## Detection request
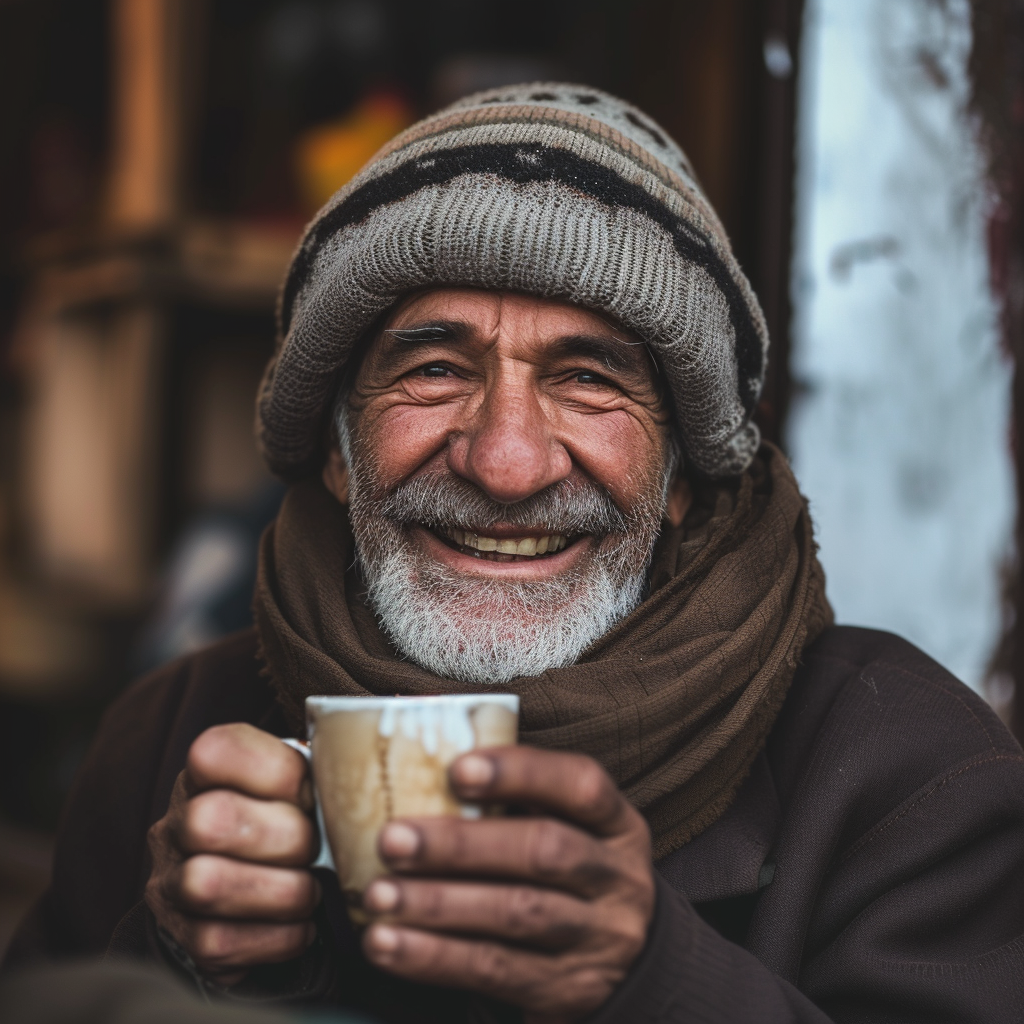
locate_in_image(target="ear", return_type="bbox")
[322,447,350,504]
[665,472,692,528]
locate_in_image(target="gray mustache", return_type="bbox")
[378,473,629,536]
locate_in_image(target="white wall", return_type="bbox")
[788,0,1013,690]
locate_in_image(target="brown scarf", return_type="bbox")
[253,442,832,858]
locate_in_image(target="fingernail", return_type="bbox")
[380,822,420,859]
[368,924,400,958]
[452,753,494,791]
[364,879,400,912]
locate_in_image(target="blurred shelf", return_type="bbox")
[178,220,302,308]
[24,218,303,316]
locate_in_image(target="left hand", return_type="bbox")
[360,746,655,1022]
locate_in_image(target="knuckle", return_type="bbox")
[504,887,551,935]
[613,918,647,958]
[516,970,565,1012]
[591,904,649,960]
[572,762,615,816]
[188,725,236,777]
[190,922,234,962]
[180,857,224,911]
[467,941,511,987]
[621,806,653,853]
[528,821,579,877]
[445,821,473,864]
[624,870,656,918]
[183,791,236,850]
[564,967,618,1014]
[416,884,447,923]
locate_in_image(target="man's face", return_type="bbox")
[324,288,689,682]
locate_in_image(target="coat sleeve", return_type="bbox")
[591,751,1024,1024]
[2,663,192,966]
[589,876,834,1023]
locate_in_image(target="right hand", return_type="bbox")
[145,723,321,985]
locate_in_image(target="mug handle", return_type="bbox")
[282,738,336,871]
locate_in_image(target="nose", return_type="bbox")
[448,381,572,504]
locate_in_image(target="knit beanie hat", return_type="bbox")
[258,83,769,479]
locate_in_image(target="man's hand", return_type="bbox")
[361,747,655,1022]
[145,724,320,985]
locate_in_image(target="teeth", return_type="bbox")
[441,527,568,557]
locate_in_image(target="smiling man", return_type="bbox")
[328,288,688,685]
[7,85,1024,1024]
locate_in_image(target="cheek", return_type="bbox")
[566,411,665,511]
[359,402,457,483]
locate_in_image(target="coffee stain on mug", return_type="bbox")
[375,733,395,821]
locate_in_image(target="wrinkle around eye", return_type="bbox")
[552,384,665,418]
[396,376,477,407]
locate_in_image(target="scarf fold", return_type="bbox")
[253,442,832,858]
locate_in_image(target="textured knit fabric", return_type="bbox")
[8,627,1024,1023]
[252,443,832,857]
[258,82,769,480]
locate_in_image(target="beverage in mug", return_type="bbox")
[287,694,519,921]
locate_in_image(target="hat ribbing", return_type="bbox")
[259,83,769,479]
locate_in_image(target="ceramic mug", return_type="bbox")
[284,693,519,921]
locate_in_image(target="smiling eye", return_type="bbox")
[418,364,451,378]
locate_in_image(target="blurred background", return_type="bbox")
[0,0,1022,958]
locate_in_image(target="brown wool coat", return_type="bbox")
[5,625,1024,1023]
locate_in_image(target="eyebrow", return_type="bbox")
[383,320,470,345]
[550,334,648,375]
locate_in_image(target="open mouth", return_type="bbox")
[432,525,576,562]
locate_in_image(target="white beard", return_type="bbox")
[357,530,650,684]
[338,412,670,685]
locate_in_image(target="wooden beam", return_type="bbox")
[105,0,187,229]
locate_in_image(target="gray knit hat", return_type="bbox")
[259,83,769,479]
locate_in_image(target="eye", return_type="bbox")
[416,363,452,378]
[572,370,612,386]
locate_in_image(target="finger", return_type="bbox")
[175,855,321,921]
[363,877,591,948]
[362,925,609,1015]
[450,747,638,838]
[179,917,316,973]
[186,723,312,808]
[174,788,317,865]
[378,817,618,897]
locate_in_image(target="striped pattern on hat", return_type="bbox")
[258,83,769,479]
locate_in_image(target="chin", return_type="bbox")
[360,544,648,684]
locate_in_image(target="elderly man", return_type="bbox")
[7,86,1024,1023]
